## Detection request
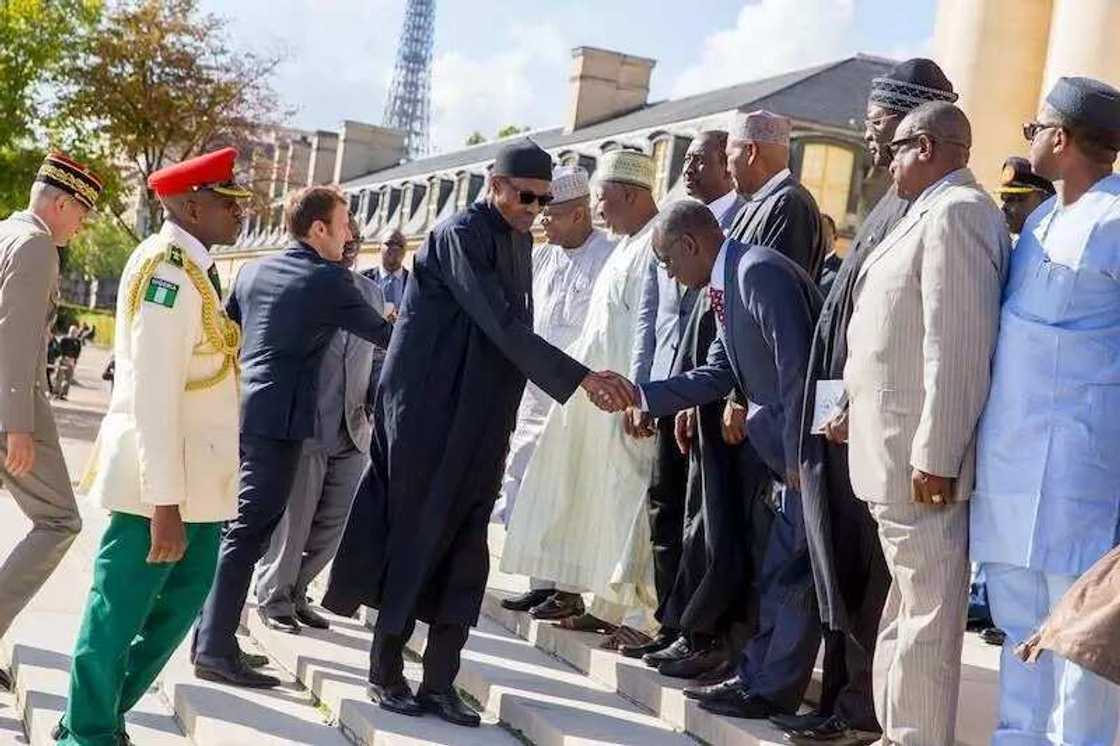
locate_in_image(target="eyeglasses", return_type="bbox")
[888,132,969,154]
[517,190,554,207]
[1023,121,1058,143]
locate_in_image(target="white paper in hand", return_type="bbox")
[811,380,847,435]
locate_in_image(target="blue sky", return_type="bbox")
[204,0,938,152]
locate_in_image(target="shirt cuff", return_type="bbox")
[638,386,650,412]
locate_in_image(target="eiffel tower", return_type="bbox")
[382,0,436,159]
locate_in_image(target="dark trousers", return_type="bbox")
[193,434,303,663]
[736,485,821,714]
[369,616,470,692]
[816,443,889,731]
[647,415,687,629]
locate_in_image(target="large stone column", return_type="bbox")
[1040,0,1120,102]
[933,0,1053,190]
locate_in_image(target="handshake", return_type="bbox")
[580,371,639,413]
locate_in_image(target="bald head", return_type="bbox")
[890,102,973,198]
[901,101,971,150]
[651,199,725,289]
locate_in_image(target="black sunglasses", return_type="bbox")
[889,131,969,153]
[1023,121,1058,143]
[517,190,553,207]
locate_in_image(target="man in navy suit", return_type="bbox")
[192,185,393,688]
[619,199,822,719]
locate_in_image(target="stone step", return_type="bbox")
[0,497,350,746]
[0,500,191,746]
[299,607,696,746]
[244,602,519,745]
[159,636,349,746]
[480,591,789,746]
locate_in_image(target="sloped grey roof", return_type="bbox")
[341,54,894,190]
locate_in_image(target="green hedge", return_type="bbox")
[55,304,116,347]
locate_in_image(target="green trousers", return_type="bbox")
[59,512,220,746]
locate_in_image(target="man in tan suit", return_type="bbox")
[0,153,103,690]
[843,102,1009,745]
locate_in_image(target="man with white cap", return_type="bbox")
[726,110,826,280]
[497,166,617,614]
[502,149,663,650]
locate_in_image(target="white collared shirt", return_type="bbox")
[707,190,739,221]
[160,220,213,270]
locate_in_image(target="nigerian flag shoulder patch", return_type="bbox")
[144,277,180,308]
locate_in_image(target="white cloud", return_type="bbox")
[429,23,570,152]
[671,0,859,98]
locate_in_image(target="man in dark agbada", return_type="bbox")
[324,139,631,727]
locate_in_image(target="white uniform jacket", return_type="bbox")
[82,221,240,523]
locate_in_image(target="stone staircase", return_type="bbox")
[0,354,1110,745]
[0,491,1030,746]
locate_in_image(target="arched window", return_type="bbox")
[798,142,857,229]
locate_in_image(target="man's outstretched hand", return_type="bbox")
[581,371,637,413]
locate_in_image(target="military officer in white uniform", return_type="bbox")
[54,148,251,746]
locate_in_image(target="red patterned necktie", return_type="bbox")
[709,286,726,325]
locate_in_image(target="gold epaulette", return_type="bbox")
[124,245,241,392]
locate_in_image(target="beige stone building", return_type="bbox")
[934,0,1120,191]
[213,48,897,284]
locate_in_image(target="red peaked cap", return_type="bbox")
[147,147,252,198]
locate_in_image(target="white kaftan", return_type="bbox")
[494,228,616,522]
[501,220,658,615]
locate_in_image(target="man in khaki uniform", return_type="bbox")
[54,148,250,746]
[0,153,102,690]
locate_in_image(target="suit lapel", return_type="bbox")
[721,241,744,384]
[855,170,974,285]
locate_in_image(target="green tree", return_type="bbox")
[51,0,285,239]
[64,213,134,280]
[465,131,486,146]
[0,0,101,213]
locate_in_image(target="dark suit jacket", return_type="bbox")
[228,243,393,440]
[642,241,821,479]
[728,174,826,281]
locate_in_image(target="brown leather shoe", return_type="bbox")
[530,591,585,621]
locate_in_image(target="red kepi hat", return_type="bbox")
[147,147,253,199]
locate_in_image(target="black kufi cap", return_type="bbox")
[1045,76,1120,133]
[869,58,958,115]
[492,138,553,181]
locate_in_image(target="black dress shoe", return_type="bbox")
[258,609,301,634]
[368,680,423,716]
[658,644,726,679]
[771,710,830,733]
[529,591,584,621]
[240,651,270,669]
[789,716,880,745]
[619,630,679,659]
[417,688,481,727]
[295,603,330,630]
[683,676,742,700]
[194,657,282,688]
[643,636,691,667]
[697,687,780,719]
[0,667,11,692]
[501,589,554,612]
[51,722,132,744]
